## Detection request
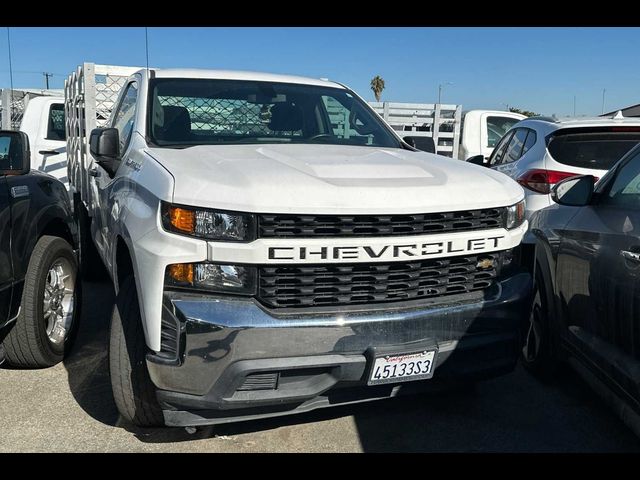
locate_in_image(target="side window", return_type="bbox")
[603,150,640,208]
[488,130,515,166]
[487,116,521,148]
[320,95,374,146]
[46,103,65,141]
[521,128,537,157]
[503,128,528,164]
[111,82,139,152]
[0,135,22,171]
[0,136,11,170]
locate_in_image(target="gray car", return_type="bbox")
[525,141,640,437]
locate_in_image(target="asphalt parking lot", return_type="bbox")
[1,280,640,453]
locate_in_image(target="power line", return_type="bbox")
[0,70,66,76]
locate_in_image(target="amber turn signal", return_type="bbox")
[167,263,194,285]
[168,206,196,234]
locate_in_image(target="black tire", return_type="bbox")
[3,235,81,368]
[109,276,164,427]
[76,201,107,281]
[520,271,559,378]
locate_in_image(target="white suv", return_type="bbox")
[484,115,640,247]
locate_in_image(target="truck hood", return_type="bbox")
[146,144,524,214]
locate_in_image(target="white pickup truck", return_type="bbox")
[458,110,526,161]
[63,63,531,427]
[17,95,68,187]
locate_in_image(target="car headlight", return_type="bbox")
[505,200,525,229]
[166,262,257,295]
[161,202,256,242]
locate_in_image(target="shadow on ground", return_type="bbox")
[63,280,118,426]
[62,279,640,452]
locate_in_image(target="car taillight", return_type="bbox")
[516,169,595,194]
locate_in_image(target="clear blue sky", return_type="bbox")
[1,27,639,116]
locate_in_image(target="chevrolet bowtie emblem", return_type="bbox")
[476,258,495,270]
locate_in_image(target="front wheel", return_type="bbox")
[3,235,81,368]
[109,276,164,427]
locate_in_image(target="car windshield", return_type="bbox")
[548,127,640,170]
[148,78,402,149]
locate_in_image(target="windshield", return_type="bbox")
[148,78,402,149]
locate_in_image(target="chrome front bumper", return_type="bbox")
[148,271,532,426]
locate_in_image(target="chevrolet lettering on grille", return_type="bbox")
[268,234,506,262]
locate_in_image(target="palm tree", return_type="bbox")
[370,75,385,102]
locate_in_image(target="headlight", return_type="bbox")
[161,202,256,242]
[166,262,257,295]
[505,200,525,229]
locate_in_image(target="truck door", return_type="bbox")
[33,102,68,187]
[91,80,138,264]
[0,146,13,325]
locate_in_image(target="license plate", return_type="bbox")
[368,349,437,385]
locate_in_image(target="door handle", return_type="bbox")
[621,250,640,263]
[88,167,100,178]
[10,185,29,198]
[39,150,61,156]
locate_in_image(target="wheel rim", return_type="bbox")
[522,290,543,362]
[42,257,76,345]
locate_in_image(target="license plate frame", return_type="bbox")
[367,348,438,386]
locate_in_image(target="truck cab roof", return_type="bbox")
[146,68,345,89]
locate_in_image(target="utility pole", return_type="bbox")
[601,89,606,115]
[438,82,452,104]
[573,95,576,116]
[43,72,53,89]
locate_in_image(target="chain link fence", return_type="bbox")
[1,90,30,130]
[94,74,131,127]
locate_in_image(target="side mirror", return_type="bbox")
[551,175,595,207]
[0,130,31,175]
[90,127,119,158]
[466,155,487,166]
[89,128,120,176]
[403,136,436,154]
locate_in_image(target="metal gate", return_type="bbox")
[368,102,462,158]
[0,88,62,130]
